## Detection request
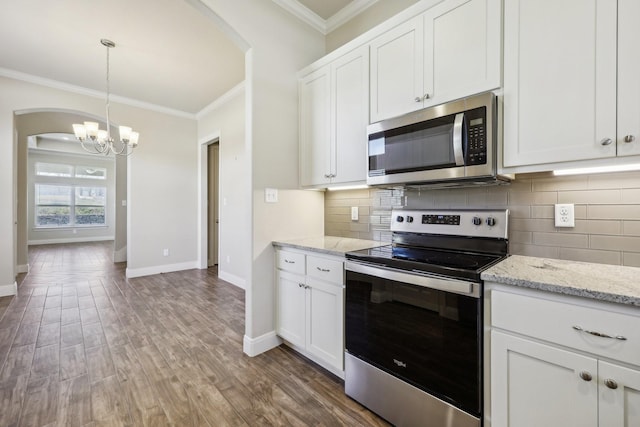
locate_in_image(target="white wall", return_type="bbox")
[27,150,115,244]
[197,86,248,287]
[0,76,199,290]
[192,0,326,355]
[326,0,421,52]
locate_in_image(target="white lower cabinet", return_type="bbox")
[488,285,640,427]
[275,249,345,376]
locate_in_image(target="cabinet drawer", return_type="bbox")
[491,290,640,367]
[306,256,343,285]
[276,250,305,275]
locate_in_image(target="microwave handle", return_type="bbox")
[453,112,465,166]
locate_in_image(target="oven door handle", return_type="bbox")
[345,261,479,298]
[452,112,465,166]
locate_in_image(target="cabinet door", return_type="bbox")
[370,16,424,123]
[423,0,501,107]
[503,0,617,168]
[599,361,640,427]
[617,0,640,157]
[491,330,598,427]
[299,66,331,186]
[276,270,306,348]
[306,277,344,371]
[331,46,369,185]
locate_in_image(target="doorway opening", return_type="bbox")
[207,142,220,267]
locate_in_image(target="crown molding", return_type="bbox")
[196,81,245,119]
[326,0,379,32]
[0,67,196,119]
[272,0,378,34]
[272,0,327,33]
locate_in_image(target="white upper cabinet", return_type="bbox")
[502,0,624,169]
[424,0,501,109]
[618,0,640,157]
[370,0,501,123]
[299,67,331,186]
[370,16,424,123]
[299,46,369,187]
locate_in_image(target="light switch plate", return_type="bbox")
[265,188,278,203]
[351,206,359,221]
[555,203,575,227]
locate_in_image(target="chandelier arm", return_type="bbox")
[111,141,128,155]
[80,139,102,154]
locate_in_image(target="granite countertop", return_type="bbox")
[482,255,640,307]
[273,236,387,257]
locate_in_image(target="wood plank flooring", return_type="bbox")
[0,242,388,426]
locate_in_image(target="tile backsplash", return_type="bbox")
[324,171,640,267]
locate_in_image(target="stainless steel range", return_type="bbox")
[344,209,509,427]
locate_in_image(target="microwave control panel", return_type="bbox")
[466,107,487,165]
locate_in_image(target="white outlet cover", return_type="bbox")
[555,203,575,227]
[351,206,359,221]
[265,188,278,203]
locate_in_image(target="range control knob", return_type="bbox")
[396,216,404,223]
[472,216,482,226]
[406,216,414,223]
[486,217,496,227]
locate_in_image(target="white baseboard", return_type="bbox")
[243,331,282,357]
[16,264,29,274]
[0,282,17,297]
[28,236,115,245]
[113,246,127,263]
[218,270,246,289]
[125,261,199,279]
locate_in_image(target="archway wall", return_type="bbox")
[193,0,326,354]
[14,110,125,270]
[0,76,199,289]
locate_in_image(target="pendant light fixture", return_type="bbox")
[72,39,139,155]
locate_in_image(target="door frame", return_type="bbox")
[197,132,220,269]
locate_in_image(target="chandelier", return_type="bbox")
[72,39,139,156]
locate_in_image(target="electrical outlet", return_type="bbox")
[555,204,575,227]
[265,188,278,203]
[351,206,359,221]
[163,248,169,256]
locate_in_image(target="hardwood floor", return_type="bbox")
[0,242,388,426]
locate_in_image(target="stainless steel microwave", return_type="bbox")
[367,92,509,188]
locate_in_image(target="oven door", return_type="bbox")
[345,261,482,418]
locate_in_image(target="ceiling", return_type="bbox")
[0,0,367,116]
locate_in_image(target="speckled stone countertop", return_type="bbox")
[482,255,640,307]
[272,236,386,257]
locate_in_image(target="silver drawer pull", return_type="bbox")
[572,325,627,341]
[317,267,330,272]
[284,259,295,264]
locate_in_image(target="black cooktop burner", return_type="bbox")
[346,244,506,282]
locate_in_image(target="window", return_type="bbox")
[75,166,107,180]
[35,162,73,177]
[35,184,106,228]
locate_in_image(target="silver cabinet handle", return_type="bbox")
[624,135,636,143]
[324,174,330,178]
[316,267,330,272]
[604,379,618,389]
[579,371,593,382]
[600,138,613,146]
[572,325,627,341]
[284,259,295,264]
[452,113,465,166]
[423,94,430,100]
[298,283,304,288]
[414,96,423,103]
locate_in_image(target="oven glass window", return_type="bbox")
[345,270,481,417]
